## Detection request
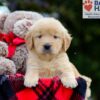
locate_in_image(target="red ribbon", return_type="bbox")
[0,33,5,41]
[2,32,25,58]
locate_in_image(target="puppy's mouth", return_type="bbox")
[42,49,52,54]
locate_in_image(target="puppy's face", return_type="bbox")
[25,18,72,60]
[33,33,63,55]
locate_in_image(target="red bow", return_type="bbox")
[3,32,25,58]
[0,33,5,41]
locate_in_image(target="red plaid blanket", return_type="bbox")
[0,74,87,100]
[16,77,73,100]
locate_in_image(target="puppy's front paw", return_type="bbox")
[24,76,39,87]
[61,77,78,88]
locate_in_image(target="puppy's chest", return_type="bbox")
[38,62,62,78]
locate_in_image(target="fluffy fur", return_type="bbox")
[0,13,8,32]
[2,11,43,73]
[24,18,77,88]
[24,18,91,99]
[0,41,8,57]
[0,56,16,75]
[3,11,43,33]
[13,19,33,38]
[0,41,16,75]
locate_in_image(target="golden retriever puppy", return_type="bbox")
[24,17,78,88]
[24,18,91,96]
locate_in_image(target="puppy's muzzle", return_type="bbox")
[43,43,51,53]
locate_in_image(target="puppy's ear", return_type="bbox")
[25,32,34,50]
[63,32,72,51]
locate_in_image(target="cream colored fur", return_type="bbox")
[24,18,91,99]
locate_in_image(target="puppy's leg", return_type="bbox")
[55,53,78,88]
[60,66,78,88]
[24,67,39,87]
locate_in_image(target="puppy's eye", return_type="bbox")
[53,35,59,39]
[37,35,42,39]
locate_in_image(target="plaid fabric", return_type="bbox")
[0,74,87,100]
[31,77,73,100]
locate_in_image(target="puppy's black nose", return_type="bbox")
[44,44,51,50]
